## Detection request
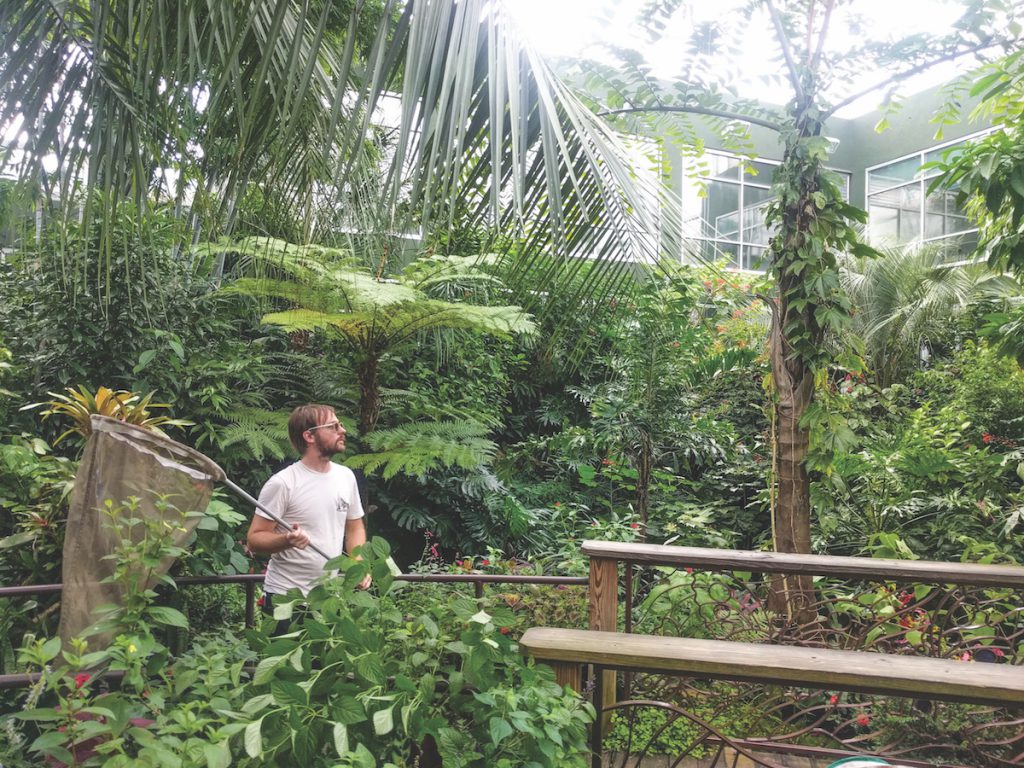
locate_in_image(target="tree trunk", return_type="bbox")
[634,431,653,536]
[768,319,816,621]
[357,357,381,434]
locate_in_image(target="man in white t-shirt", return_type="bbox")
[247,404,370,627]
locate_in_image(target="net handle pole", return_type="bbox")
[220,477,331,561]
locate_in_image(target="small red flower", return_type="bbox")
[856,713,870,726]
[256,595,265,608]
[829,694,839,705]
[481,559,490,566]
[982,433,993,444]
[499,627,511,635]
[74,673,90,689]
[630,523,639,529]
[554,502,562,508]
[430,544,439,558]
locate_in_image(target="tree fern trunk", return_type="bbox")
[358,357,381,434]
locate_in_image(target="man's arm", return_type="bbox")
[247,514,309,554]
[344,517,367,555]
[345,517,371,589]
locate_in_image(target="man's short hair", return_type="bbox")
[287,404,336,454]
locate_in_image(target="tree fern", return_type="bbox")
[346,420,497,480]
[218,407,293,463]
[211,238,536,432]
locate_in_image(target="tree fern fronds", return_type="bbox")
[219,407,293,462]
[346,420,497,480]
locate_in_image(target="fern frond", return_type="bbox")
[346,420,497,480]
[219,407,292,463]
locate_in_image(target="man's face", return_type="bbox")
[306,412,346,456]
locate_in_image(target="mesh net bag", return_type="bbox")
[58,415,224,649]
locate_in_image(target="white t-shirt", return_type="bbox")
[255,461,365,595]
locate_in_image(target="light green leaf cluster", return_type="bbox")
[346,421,498,480]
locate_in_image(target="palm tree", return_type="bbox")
[841,244,1017,387]
[0,0,669,323]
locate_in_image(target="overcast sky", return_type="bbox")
[504,0,972,117]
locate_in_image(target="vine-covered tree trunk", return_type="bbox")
[765,86,851,620]
[768,318,815,618]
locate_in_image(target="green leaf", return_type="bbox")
[271,679,307,707]
[489,716,514,746]
[242,693,275,715]
[204,740,231,768]
[147,606,189,629]
[373,706,394,735]
[40,636,62,663]
[333,722,349,757]
[253,655,287,685]
[244,718,264,758]
[15,708,65,722]
[134,349,157,372]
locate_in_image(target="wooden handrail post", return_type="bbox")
[589,556,618,735]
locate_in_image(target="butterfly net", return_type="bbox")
[58,415,224,648]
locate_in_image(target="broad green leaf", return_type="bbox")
[373,706,394,735]
[271,679,308,707]
[244,718,264,758]
[333,722,349,756]
[253,655,287,685]
[147,606,189,629]
[204,740,231,768]
[489,716,514,745]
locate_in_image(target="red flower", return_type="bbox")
[982,433,993,444]
[256,595,265,608]
[829,694,839,705]
[554,502,562,508]
[898,592,912,605]
[856,713,870,726]
[499,627,511,635]
[481,559,490,566]
[685,567,694,574]
[74,673,90,689]
[630,523,639,529]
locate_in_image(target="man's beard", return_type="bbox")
[315,434,343,458]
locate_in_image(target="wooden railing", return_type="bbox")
[543,542,1024,767]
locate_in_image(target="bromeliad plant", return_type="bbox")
[23,386,192,446]
[244,537,594,767]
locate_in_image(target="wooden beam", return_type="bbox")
[589,557,619,728]
[521,628,1024,708]
[580,542,1024,588]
